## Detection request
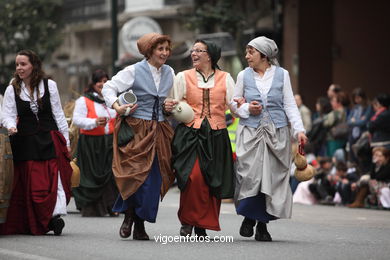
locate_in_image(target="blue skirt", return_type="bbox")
[236,193,277,223]
[112,156,162,223]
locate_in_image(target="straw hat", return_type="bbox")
[172,101,194,123]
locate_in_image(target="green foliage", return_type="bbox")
[183,0,272,68]
[186,0,245,34]
[0,0,63,86]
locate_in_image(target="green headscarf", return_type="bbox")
[196,39,221,70]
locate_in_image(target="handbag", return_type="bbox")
[330,122,349,139]
[117,118,134,147]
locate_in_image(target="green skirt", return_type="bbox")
[172,119,234,199]
[72,134,117,213]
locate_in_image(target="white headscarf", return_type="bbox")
[248,36,279,66]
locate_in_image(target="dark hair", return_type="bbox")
[195,39,222,69]
[316,96,332,114]
[334,91,350,108]
[331,84,342,93]
[319,156,332,166]
[12,50,45,106]
[335,161,348,172]
[84,69,109,93]
[351,88,368,105]
[373,93,390,109]
[144,35,172,59]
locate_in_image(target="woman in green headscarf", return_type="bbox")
[169,39,235,237]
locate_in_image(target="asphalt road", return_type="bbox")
[1,187,390,260]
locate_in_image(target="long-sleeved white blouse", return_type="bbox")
[231,65,305,137]
[72,92,117,133]
[1,79,70,146]
[102,62,175,108]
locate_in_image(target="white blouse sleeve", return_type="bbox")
[225,73,235,108]
[102,65,135,108]
[282,69,305,138]
[172,72,187,101]
[72,96,98,130]
[0,95,3,126]
[166,67,176,100]
[231,71,250,118]
[1,85,18,129]
[48,80,70,146]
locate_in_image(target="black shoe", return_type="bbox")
[49,216,65,236]
[133,214,149,240]
[180,224,193,236]
[239,217,256,237]
[255,222,272,242]
[194,227,208,238]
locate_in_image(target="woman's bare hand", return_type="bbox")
[233,97,246,108]
[163,99,179,113]
[8,127,17,136]
[113,102,138,116]
[248,101,262,115]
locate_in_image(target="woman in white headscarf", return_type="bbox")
[232,36,307,241]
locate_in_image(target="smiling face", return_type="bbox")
[148,41,171,68]
[190,42,210,70]
[93,77,108,96]
[15,55,33,82]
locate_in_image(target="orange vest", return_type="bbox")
[184,69,227,130]
[79,97,115,136]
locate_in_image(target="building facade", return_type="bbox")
[283,0,390,109]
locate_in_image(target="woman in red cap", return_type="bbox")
[102,33,177,240]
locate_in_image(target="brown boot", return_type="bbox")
[347,185,369,208]
[133,214,149,240]
[119,207,134,238]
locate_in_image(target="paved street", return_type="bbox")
[1,186,390,260]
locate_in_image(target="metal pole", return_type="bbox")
[111,0,118,75]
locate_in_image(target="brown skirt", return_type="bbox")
[112,117,175,200]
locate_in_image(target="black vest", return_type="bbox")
[10,79,59,161]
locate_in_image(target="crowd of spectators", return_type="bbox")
[292,84,390,210]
